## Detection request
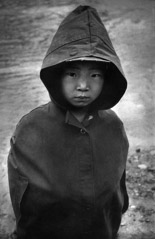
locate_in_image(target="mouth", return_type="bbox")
[74,96,90,101]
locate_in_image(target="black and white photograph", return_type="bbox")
[0,0,155,238]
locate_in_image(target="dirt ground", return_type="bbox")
[0,0,155,238]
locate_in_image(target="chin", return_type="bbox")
[69,104,88,110]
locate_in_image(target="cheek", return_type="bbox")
[92,80,104,96]
[62,79,74,96]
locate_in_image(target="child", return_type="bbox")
[8,5,129,239]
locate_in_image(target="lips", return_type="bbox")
[74,96,90,100]
[75,94,90,98]
[77,96,89,98]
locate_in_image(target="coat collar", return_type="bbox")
[65,110,95,129]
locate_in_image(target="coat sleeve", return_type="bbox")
[120,170,129,213]
[120,124,129,214]
[8,126,29,227]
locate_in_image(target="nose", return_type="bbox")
[76,78,89,91]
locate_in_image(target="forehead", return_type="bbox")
[64,61,104,70]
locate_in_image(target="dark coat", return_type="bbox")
[8,5,129,239]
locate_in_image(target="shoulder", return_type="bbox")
[98,109,123,127]
[98,109,129,146]
[13,102,54,140]
[9,103,55,167]
[16,102,53,128]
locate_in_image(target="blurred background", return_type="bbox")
[0,0,155,238]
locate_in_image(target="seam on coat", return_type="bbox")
[87,9,92,51]
[44,34,114,61]
[45,37,89,59]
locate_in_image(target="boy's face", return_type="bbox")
[61,61,104,108]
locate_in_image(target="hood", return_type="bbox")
[40,5,127,110]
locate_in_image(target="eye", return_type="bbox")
[64,71,77,79]
[67,72,76,77]
[91,73,103,78]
